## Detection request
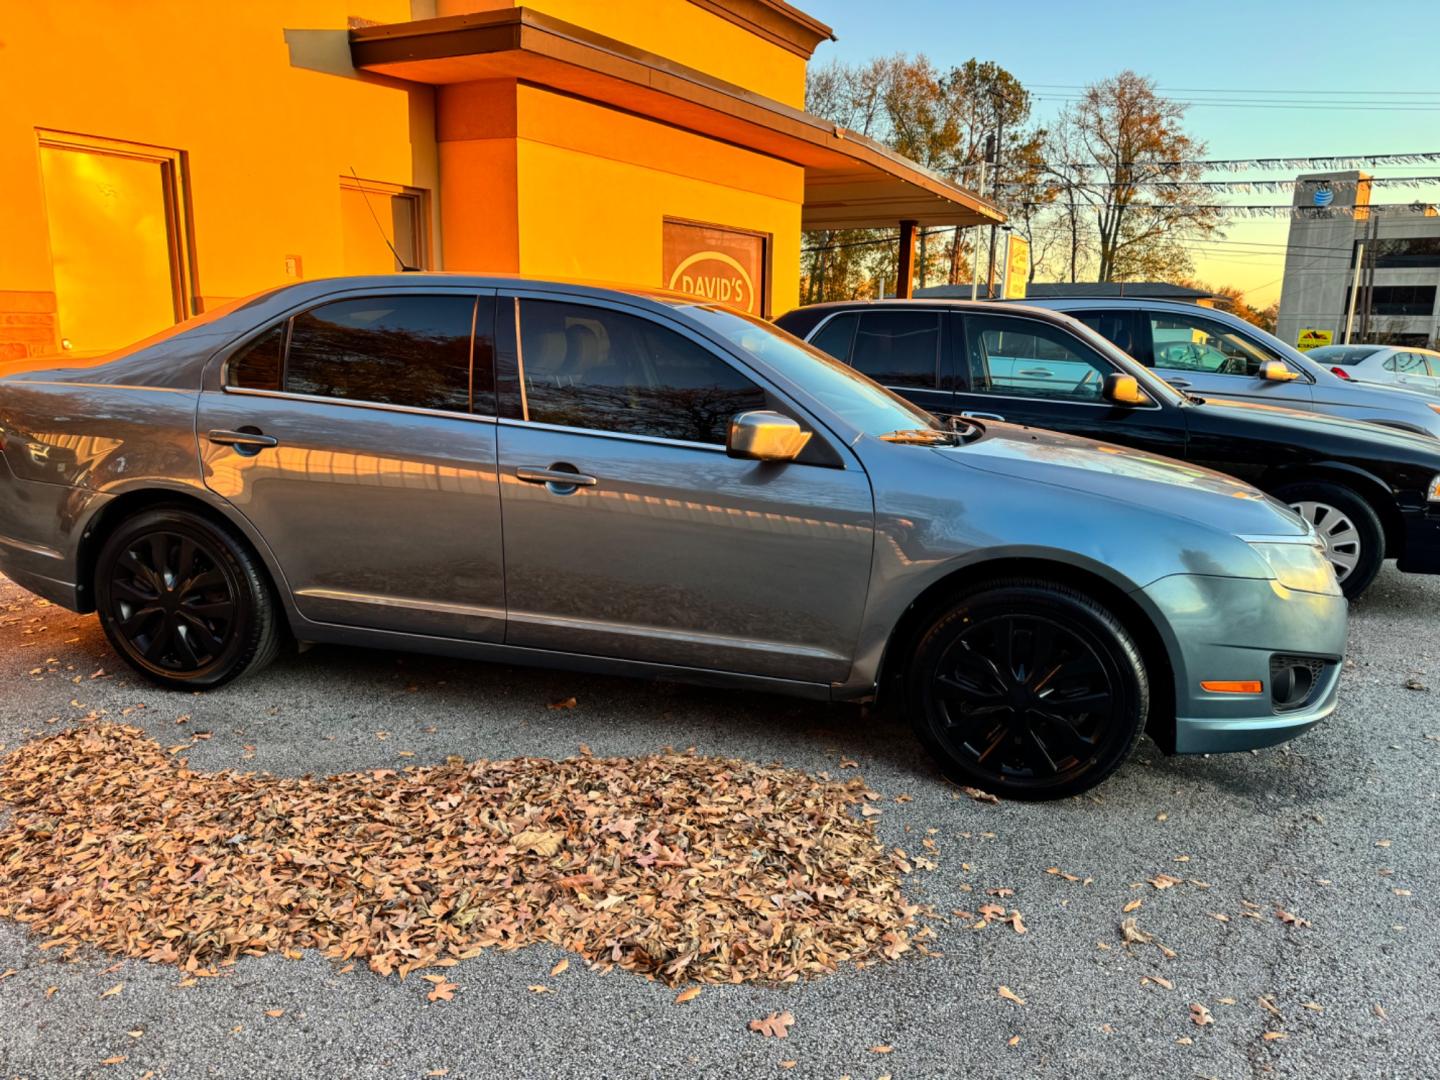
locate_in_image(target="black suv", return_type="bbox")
[775,300,1440,600]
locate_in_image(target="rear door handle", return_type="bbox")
[960,410,1005,422]
[1017,368,1054,378]
[515,466,597,488]
[208,429,279,452]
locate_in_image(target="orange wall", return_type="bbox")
[510,86,802,314]
[0,0,438,354]
[437,0,807,107]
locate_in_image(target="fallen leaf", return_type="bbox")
[779,1061,797,1070]
[527,985,551,993]
[550,959,569,977]
[1175,1036,1193,1045]
[264,1009,285,1018]
[1190,1003,1214,1027]
[1123,898,1143,913]
[1120,917,1152,945]
[998,985,1026,1006]
[1262,1031,1287,1041]
[1045,867,1080,882]
[548,697,577,710]
[748,1011,795,1038]
[870,1044,894,1053]
[1149,874,1184,890]
[100,983,123,998]
[963,786,1000,804]
[1374,1003,1389,1021]
[100,1056,127,1067]
[427,980,459,1003]
[675,986,702,1004]
[1007,1035,1020,1047]
[427,1071,449,1077]
[1276,908,1311,928]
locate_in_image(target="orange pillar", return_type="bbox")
[896,220,917,299]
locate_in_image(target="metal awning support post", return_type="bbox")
[896,220,917,299]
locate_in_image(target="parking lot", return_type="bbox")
[0,565,1435,1080]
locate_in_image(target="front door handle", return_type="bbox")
[1166,378,1192,389]
[515,465,597,490]
[960,410,1005,422]
[208,428,279,454]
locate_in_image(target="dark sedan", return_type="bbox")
[776,300,1440,599]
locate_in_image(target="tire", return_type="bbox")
[905,578,1149,800]
[1272,481,1384,600]
[93,506,283,690]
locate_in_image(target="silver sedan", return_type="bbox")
[1308,344,1440,397]
[0,276,1347,798]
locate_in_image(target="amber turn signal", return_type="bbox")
[1200,680,1264,694]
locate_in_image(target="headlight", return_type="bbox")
[1248,541,1342,596]
[1429,474,1440,503]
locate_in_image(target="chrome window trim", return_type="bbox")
[497,416,727,453]
[805,309,1164,412]
[221,385,498,424]
[295,587,505,621]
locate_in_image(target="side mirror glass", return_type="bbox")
[1102,372,1149,406]
[726,410,811,462]
[1260,359,1300,382]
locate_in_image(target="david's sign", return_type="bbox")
[662,219,768,317]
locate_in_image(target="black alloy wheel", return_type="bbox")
[95,507,283,689]
[907,579,1148,800]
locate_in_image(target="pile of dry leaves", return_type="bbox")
[0,725,925,985]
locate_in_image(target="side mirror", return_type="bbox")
[1260,360,1300,383]
[1102,372,1149,407]
[727,410,811,462]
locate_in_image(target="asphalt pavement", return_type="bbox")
[1,565,1436,1080]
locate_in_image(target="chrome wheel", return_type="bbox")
[107,530,238,672]
[931,613,1115,787]
[1289,501,1361,583]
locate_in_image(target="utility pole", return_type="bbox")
[986,92,1005,297]
[1358,206,1379,342]
[970,132,996,301]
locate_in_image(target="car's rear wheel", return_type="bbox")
[905,579,1149,800]
[1273,481,1384,600]
[94,507,283,689]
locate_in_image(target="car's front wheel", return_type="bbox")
[906,579,1149,800]
[94,506,283,689]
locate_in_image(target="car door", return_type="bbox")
[1394,352,1435,391]
[1139,307,1316,409]
[199,288,507,641]
[492,292,875,684]
[951,311,1189,459]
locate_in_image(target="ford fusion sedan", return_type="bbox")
[1015,296,1440,439]
[775,300,1440,599]
[1307,343,1440,397]
[1,276,1345,799]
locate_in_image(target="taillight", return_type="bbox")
[1330,367,1351,380]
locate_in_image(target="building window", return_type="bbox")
[339,177,428,273]
[1344,285,1438,317]
[1351,237,1440,270]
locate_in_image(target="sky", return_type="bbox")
[803,0,1440,306]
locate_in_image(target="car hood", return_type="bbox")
[1195,396,1440,455]
[940,421,1308,537]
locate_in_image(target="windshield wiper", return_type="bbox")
[877,427,956,444]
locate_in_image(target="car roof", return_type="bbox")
[777,298,1095,328]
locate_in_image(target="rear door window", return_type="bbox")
[1071,310,1143,362]
[850,311,941,389]
[227,294,487,414]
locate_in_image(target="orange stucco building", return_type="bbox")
[1,0,1000,359]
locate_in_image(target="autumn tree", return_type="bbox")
[1046,71,1221,282]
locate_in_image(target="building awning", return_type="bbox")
[349,8,1004,231]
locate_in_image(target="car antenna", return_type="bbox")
[348,166,420,272]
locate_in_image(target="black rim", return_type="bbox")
[930,613,1118,788]
[106,530,237,673]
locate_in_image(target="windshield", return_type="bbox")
[1307,345,1383,364]
[672,302,941,438]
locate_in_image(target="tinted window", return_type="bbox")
[284,296,477,412]
[517,300,766,444]
[809,312,857,362]
[679,303,940,438]
[1071,310,1140,359]
[851,311,940,388]
[229,323,286,391]
[965,315,1114,402]
[1148,312,1277,377]
[1307,345,1382,365]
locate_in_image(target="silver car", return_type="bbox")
[0,276,1347,799]
[1306,344,1440,397]
[1018,297,1440,438]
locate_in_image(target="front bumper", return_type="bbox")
[1137,573,1346,755]
[1396,504,1440,574]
